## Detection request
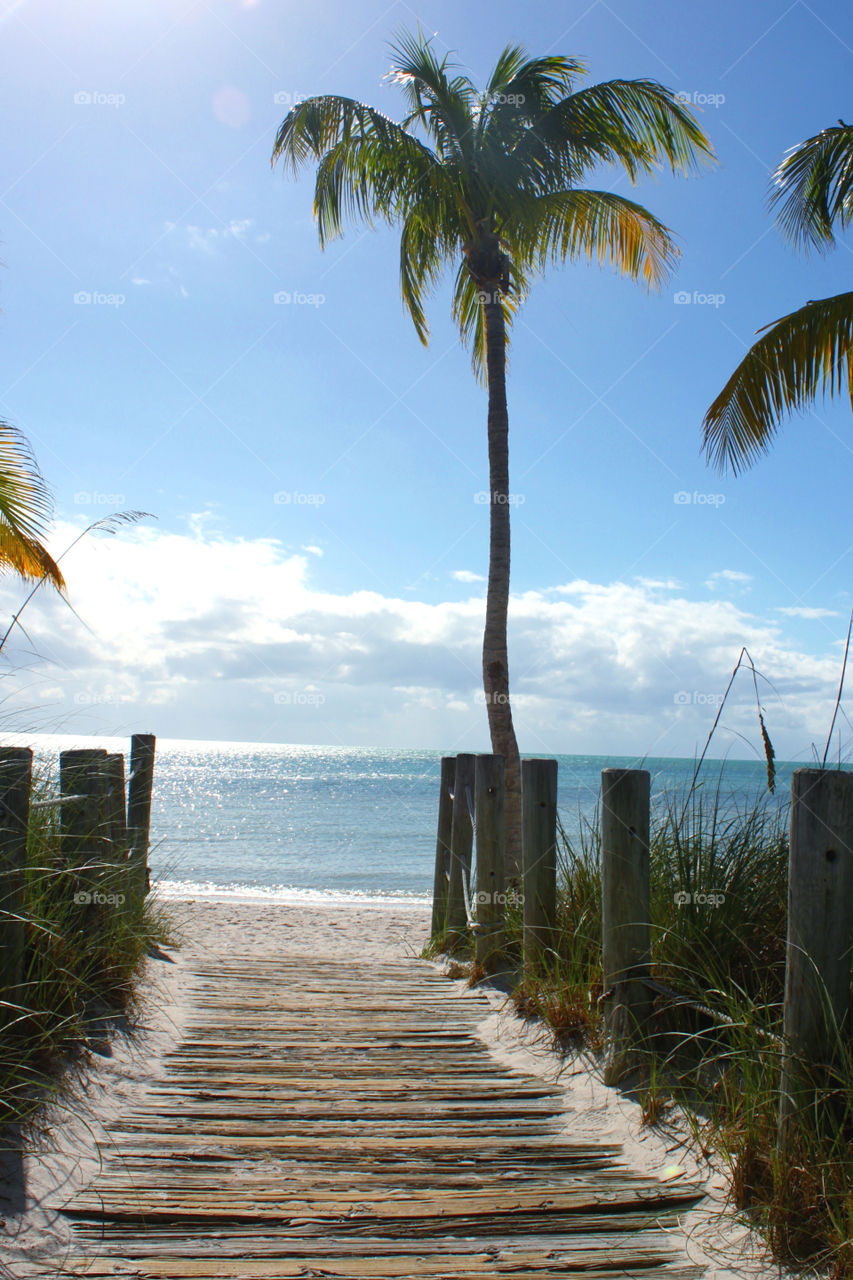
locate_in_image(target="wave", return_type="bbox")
[153,879,431,908]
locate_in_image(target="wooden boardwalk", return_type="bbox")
[55,957,707,1277]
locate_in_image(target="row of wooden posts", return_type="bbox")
[431,754,559,974]
[431,755,853,1149]
[0,734,157,1003]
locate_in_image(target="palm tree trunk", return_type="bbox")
[482,290,522,878]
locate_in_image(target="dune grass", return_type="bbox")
[495,775,853,1276]
[0,762,172,1128]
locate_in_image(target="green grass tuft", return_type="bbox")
[496,773,853,1276]
[0,762,174,1128]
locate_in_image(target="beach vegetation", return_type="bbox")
[497,774,853,1276]
[0,762,172,1128]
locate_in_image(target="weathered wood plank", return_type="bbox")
[49,955,706,1278]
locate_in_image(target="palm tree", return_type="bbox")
[703,122,853,473]
[0,420,64,590]
[273,30,712,874]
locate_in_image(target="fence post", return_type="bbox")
[600,767,651,1086]
[431,756,456,940]
[60,748,108,911]
[127,734,156,911]
[778,768,853,1147]
[103,754,129,913]
[445,753,475,950]
[104,754,128,859]
[474,753,505,973]
[0,748,33,1016]
[522,758,558,971]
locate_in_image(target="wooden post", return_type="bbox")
[600,768,651,1086]
[522,758,558,971]
[103,754,129,913]
[474,753,506,973]
[127,734,156,910]
[431,756,456,939]
[779,768,853,1146]
[0,748,32,1015]
[60,748,108,911]
[104,754,128,859]
[445,753,475,950]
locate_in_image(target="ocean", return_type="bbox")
[15,738,805,904]
[84,740,804,903]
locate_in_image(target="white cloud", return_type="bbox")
[778,606,839,619]
[168,219,256,254]
[302,545,323,557]
[130,277,150,286]
[635,576,682,591]
[452,569,485,583]
[0,523,839,758]
[706,569,753,591]
[226,218,252,240]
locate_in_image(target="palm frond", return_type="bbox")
[702,292,853,473]
[0,525,63,588]
[312,136,403,243]
[275,98,447,248]
[273,94,434,181]
[400,207,454,344]
[478,53,587,160]
[484,50,586,129]
[511,189,678,288]
[512,79,714,187]
[0,425,52,537]
[0,422,64,590]
[770,124,853,252]
[388,30,477,162]
[486,48,584,104]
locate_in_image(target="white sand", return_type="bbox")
[0,898,790,1279]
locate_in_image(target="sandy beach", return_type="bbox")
[1,898,789,1279]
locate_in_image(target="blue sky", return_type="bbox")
[1,0,852,761]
